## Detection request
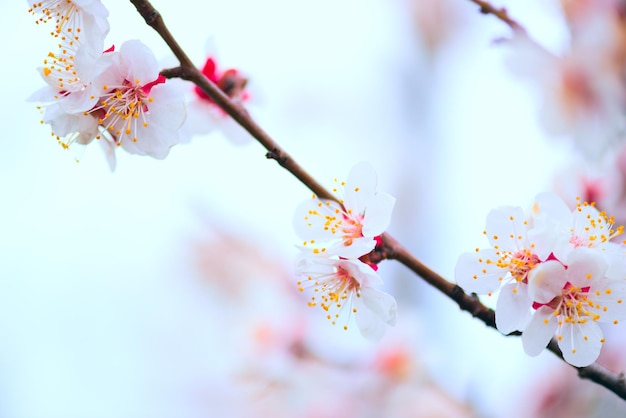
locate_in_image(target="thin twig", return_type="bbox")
[129,0,626,401]
[466,0,526,33]
[129,1,333,201]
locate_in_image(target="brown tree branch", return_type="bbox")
[466,0,526,33]
[129,0,626,401]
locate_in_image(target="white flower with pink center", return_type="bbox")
[296,256,397,340]
[523,247,626,367]
[32,40,186,169]
[29,40,113,118]
[87,40,186,162]
[294,162,395,259]
[531,192,626,279]
[455,204,550,333]
[27,0,109,49]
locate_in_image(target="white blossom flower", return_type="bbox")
[32,40,186,169]
[531,191,626,279]
[182,38,253,145]
[294,162,395,259]
[523,247,626,367]
[296,256,397,340]
[455,204,551,333]
[28,41,113,117]
[89,40,185,160]
[27,0,109,49]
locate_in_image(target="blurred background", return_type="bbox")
[2,0,626,416]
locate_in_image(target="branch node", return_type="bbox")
[266,148,288,165]
[160,66,184,79]
[129,0,161,26]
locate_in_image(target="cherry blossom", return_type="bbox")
[523,247,626,366]
[531,192,626,279]
[28,40,113,117]
[30,40,186,169]
[182,38,253,145]
[294,162,396,259]
[296,256,397,340]
[455,205,543,333]
[88,40,186,160]
[27,0,109,49]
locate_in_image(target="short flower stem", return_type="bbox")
[129,0,626,401]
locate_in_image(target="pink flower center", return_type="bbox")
[532,281,591,310]
[89,75,165,144]
[341,214,364,247]
[194,57,249,105]
[298,264,361,331]
[500,250,540,282]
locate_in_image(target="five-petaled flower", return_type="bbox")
[181,38,253,145]
[523,248,626,367]
[296,256,397,340]
[294,161,396,259]
[88,40,186,163]
[455,204,543,333]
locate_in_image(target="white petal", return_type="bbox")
[485,206,528,251]
[361,192,395,237]
[295,254,335,278]
[495,282,532,333]
[344,162,377,215]
[219,116,253,145]
[522,306,557,356]
[532,191,572,221]
[528,192,573,260]
[454,249,506,294]
[98,138,117,172]
[339,259,382,287]
[73,9,109,52]
[119,121,174,158]
[119,40,159,86]
[293,198,343,242]
[179,99,216,138]
[57,89,99,114]
[74,0,110,18]
[527,260,567,304]
[353,287,397,340]
[565,247,607,288]
[146,83,186,130]
[590,279,626,322]
[27,85,57,103]
[330,237,376,259]
[558,321,603,367]
[604,243,626,280]
[73,40,103,81]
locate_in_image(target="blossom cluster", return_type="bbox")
[455,192,626,366]
[27,0,186,169]
[293,162,397,340]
